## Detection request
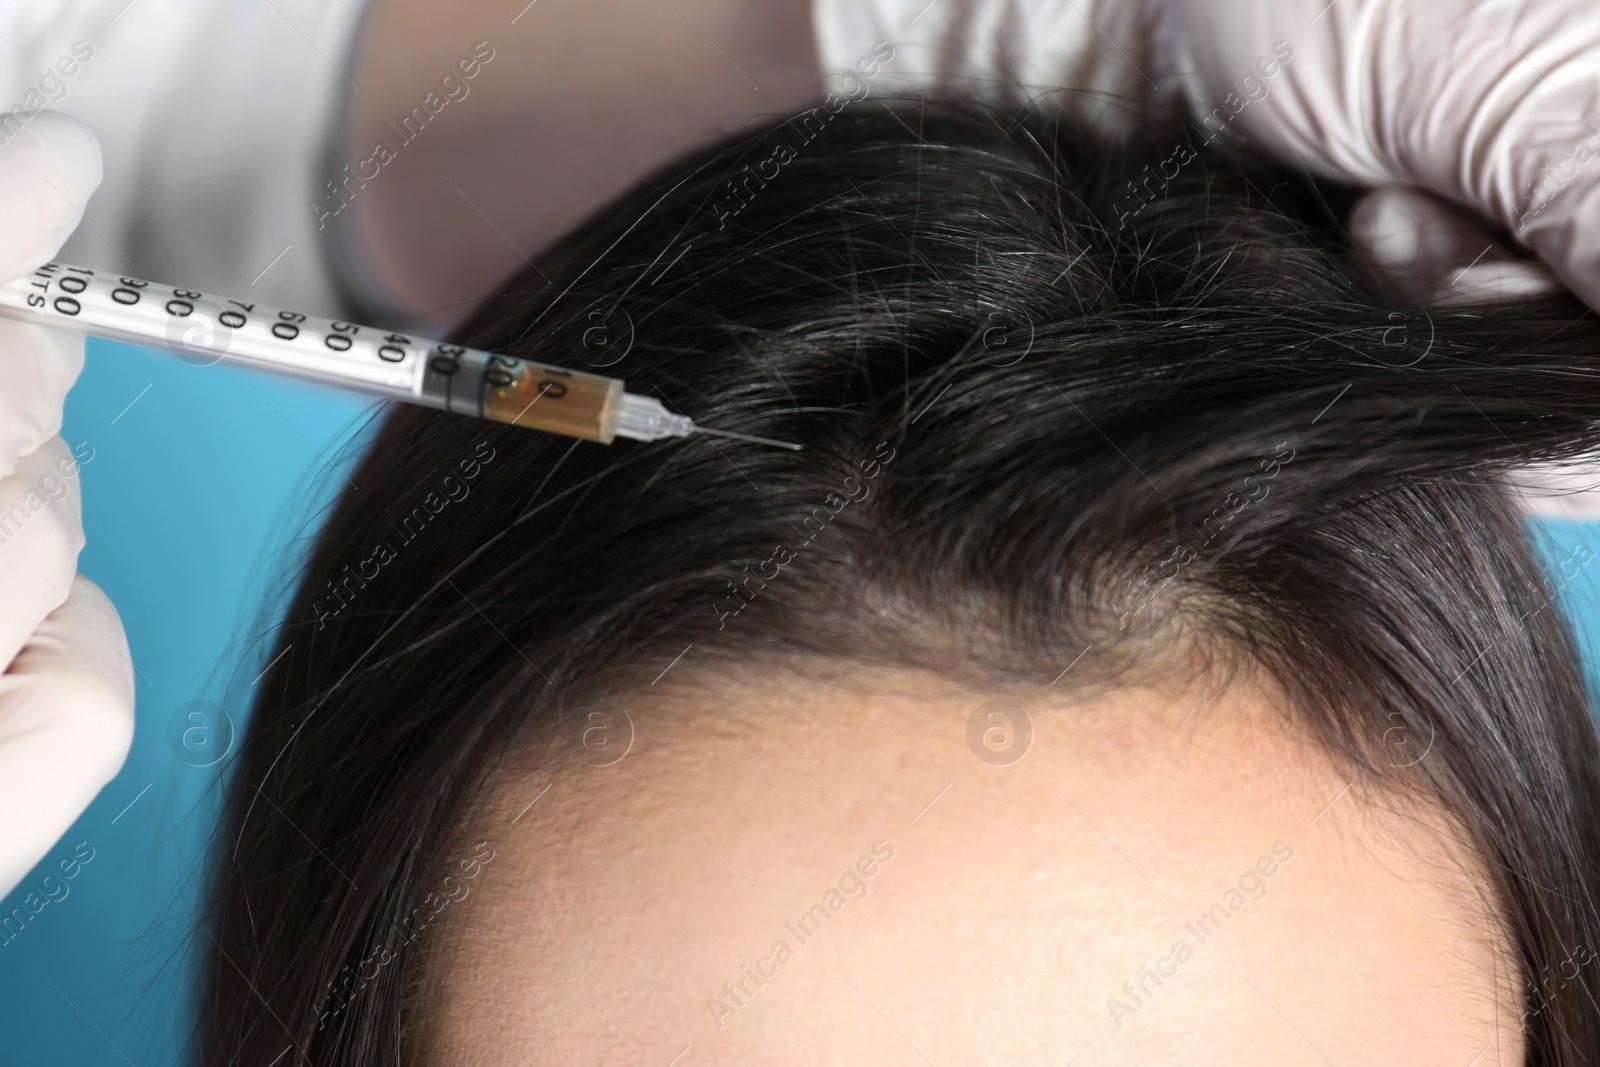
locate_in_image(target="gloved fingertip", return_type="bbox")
[1510,457,1600,520]
[1349,187,1427,269]
[0,321,85,469]
[22,111,104,195]
[1349,185,1569,307]
[63,573,136,720]
[0,111,105,283]
[1438,261,1565,306]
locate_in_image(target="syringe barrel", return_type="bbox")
[0,262,435,403]
[468,352,625,443]
[0,262,631,441]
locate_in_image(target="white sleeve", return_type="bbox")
[810,0,1165,135]
[0,0,371,322]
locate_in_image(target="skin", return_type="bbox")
[427,659,1524,1066]
[344,0,822,330]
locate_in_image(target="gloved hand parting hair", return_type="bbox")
[1346,185,1600,519]
[813,0,1600,516]
[814,0,1600,314]
[0,111,134,899]
[1147,0,1600,313]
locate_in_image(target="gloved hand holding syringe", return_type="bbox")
[0,263,801,451]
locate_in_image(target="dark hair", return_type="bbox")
[201,96,1600,1064]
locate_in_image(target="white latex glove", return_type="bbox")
[818,0,1600,309]
[1144,0,1600,312]
[0,111,134,899]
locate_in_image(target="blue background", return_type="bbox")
[0,338,371,1066]
[2,339,1600,1065]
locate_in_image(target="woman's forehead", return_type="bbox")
[429,667,1519,1066]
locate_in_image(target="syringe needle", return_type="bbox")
[694,424,804,451]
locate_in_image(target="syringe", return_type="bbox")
[0,261,800,449]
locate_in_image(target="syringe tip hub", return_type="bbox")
[615,392,695,442]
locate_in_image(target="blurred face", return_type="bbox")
[431,662,1521,1066]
